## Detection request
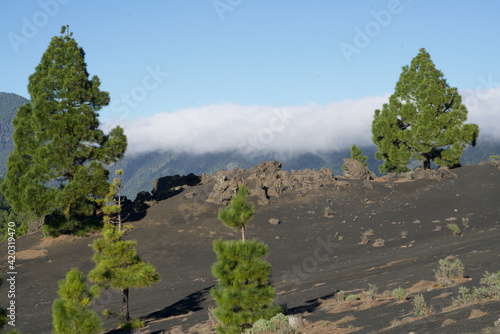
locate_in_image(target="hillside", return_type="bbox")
[2,161,500,333]
[1,91,499,200]
[0,92,29,177]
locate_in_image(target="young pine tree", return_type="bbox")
[217,184,254,241]
[1,26,127,233]
[88,224,160,325]
[372,48,479,173]
[52,268,102,334]
[350,144,368,167]
[101,169,125,233]
[211,239,280,333]
[212,183,279,333]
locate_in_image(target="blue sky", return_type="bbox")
[1,1,500,155]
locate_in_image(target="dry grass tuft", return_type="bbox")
[17,249,48,260]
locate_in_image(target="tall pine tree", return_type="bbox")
[1,26,127,232]
[372,48,479,173]
[88,224,160,325]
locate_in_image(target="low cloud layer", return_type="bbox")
[108,87,500,156]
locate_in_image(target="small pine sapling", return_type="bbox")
[218,184,254,241]
[52,268,102,334]
[89,224,160,325]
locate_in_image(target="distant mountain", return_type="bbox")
[0,92,29,176]
[0,91,499,199]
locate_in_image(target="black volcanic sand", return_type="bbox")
[2,163,500,333]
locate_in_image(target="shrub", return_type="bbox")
[462,217,470,229]
[345,294,358,302]
[334,290,346,302]
[412,294,427,316]
[452,286,474,307]
[373,238,385,247]
[480,271,500,298]
[446,223,461,236]
[392,287,407,301]
[245,313,297,334]
[434,258,464,286]
[120,318,144,330]
[362,283,378,303]
[363,228,375,236]
[324,206,334,217]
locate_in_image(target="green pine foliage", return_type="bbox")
[0,179,37,241]
[99,169,125,232]
[218,184,254,241]
[1,27,127,234]
[88,223,160,324]
[372,48,479,173]
[52,268,102,334]
[350,145,368,167]
[211,239,280,333]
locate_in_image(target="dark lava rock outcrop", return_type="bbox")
[202,161,342,205]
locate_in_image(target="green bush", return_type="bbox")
[434,258,464,286]
[412,294,427,316]
[120,318,144,330]
[392,287,407,301]
[479,271,500,298]
[245,313,297,334]
[446,223,461,236]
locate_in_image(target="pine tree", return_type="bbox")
[88,224,160,324]
[350,145,368,167]
[100,169,125,233]
[1,26,127,233]
[211,239,280,333]
[217,184,254,241]
[52,268,102,334]
[372,48,479,173]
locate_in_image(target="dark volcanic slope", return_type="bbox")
[1,163,500,333]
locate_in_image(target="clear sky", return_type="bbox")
[1,1,499,155]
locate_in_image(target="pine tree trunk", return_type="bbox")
[122,287,130,323]
[423,158,431,169]
[241,225,245,242]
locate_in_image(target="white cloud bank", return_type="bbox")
[107,87,500,156]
